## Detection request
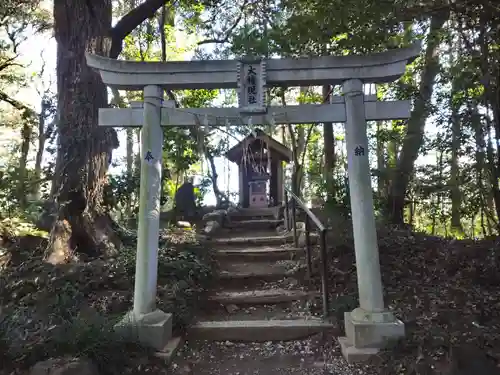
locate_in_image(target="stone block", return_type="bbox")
[29,357,98,375]
[202,209,226,226]
[154,336,185,362]
[344,309,405,349]
[115,309,173,351]
[203,220,221,235]
[338,337,380,364]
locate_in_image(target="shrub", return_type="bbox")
[0,228,216,373]
[119,230,217,332]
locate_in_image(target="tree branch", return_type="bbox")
[197,0,248,46]
[110,0,171,59]
[0,90,34,114]
[0,55,22,72]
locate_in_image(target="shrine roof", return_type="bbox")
[226,129,292,164]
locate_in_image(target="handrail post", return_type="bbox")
[305,216,313,279]
[291,198,298,248]
[284,190,289,231]
[320,229,329,318]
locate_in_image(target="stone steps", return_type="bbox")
[215,245,303,260]
[211,234,294,246]
[199,302,314,321]
[188,319,333,342]
[226,218,283,230]
[226,207,281,221]
[188,232,329,343]
[218,260,300,282]
[209,288,319,305]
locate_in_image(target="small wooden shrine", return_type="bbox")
[226,129,292,208]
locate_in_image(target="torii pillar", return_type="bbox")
[338,78,405,362]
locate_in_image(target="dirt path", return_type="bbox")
[170,335,355,375]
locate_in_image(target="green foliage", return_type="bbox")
[0,217,47,238]
[103,173,140,215]
[119,232,217,329]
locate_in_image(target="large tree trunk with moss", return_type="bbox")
[47,0,120,264]
[387,11,448,225]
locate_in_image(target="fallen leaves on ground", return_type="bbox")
[326,225,500,374]
[0,227,215,375]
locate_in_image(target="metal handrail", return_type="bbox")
[283,187,330,318]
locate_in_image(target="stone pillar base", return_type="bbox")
[339,308,405,363]
[115,309,173,351]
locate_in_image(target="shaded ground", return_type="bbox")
[2,215,500,374]
[170,219,500,375]
[170,333,353,375]
[0,224,216,374]
[324,224,500,374]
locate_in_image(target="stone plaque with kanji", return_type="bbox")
[237,59,266,113]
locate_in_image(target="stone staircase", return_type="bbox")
[170,208,338,374]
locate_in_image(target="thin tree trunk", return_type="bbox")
[431,195,437,235]
[480,206,486,237]
[472,105,495,234]
[17,122,32,207]
[125,128,134,216]
[477,20,500,233]
[206,152,224,207]
[485,116,499,231]
[449,79,464,235]
[384,121,398,216]
[388,11,449,224]
[33,99,50,201]
[376,121,385,197]
[322,85,335,202]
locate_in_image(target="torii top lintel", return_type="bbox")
[85,43,421,91]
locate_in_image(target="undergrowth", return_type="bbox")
[0,224,216,374]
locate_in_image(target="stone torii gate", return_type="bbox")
[86,43,420,360]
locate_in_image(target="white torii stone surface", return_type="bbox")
[85,43,420,90]
[338,79,406,363]
[97,95,411,127]
[115,87,173,351]
[86,44,420,360]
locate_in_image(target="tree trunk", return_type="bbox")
[485,116,500,232]
[376,121,385,197]
[388,11,449,224]
[322,85,335,202]
[384,121,398,214]
[206,152,224,207]
[126,128,134,216]
[286,87,309,197]
[17,121,32,207]
[437,150,445,235]
[477,20,500,233]
[48,0,120,264]
[33,99,50,200]
[449,79,464,235]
